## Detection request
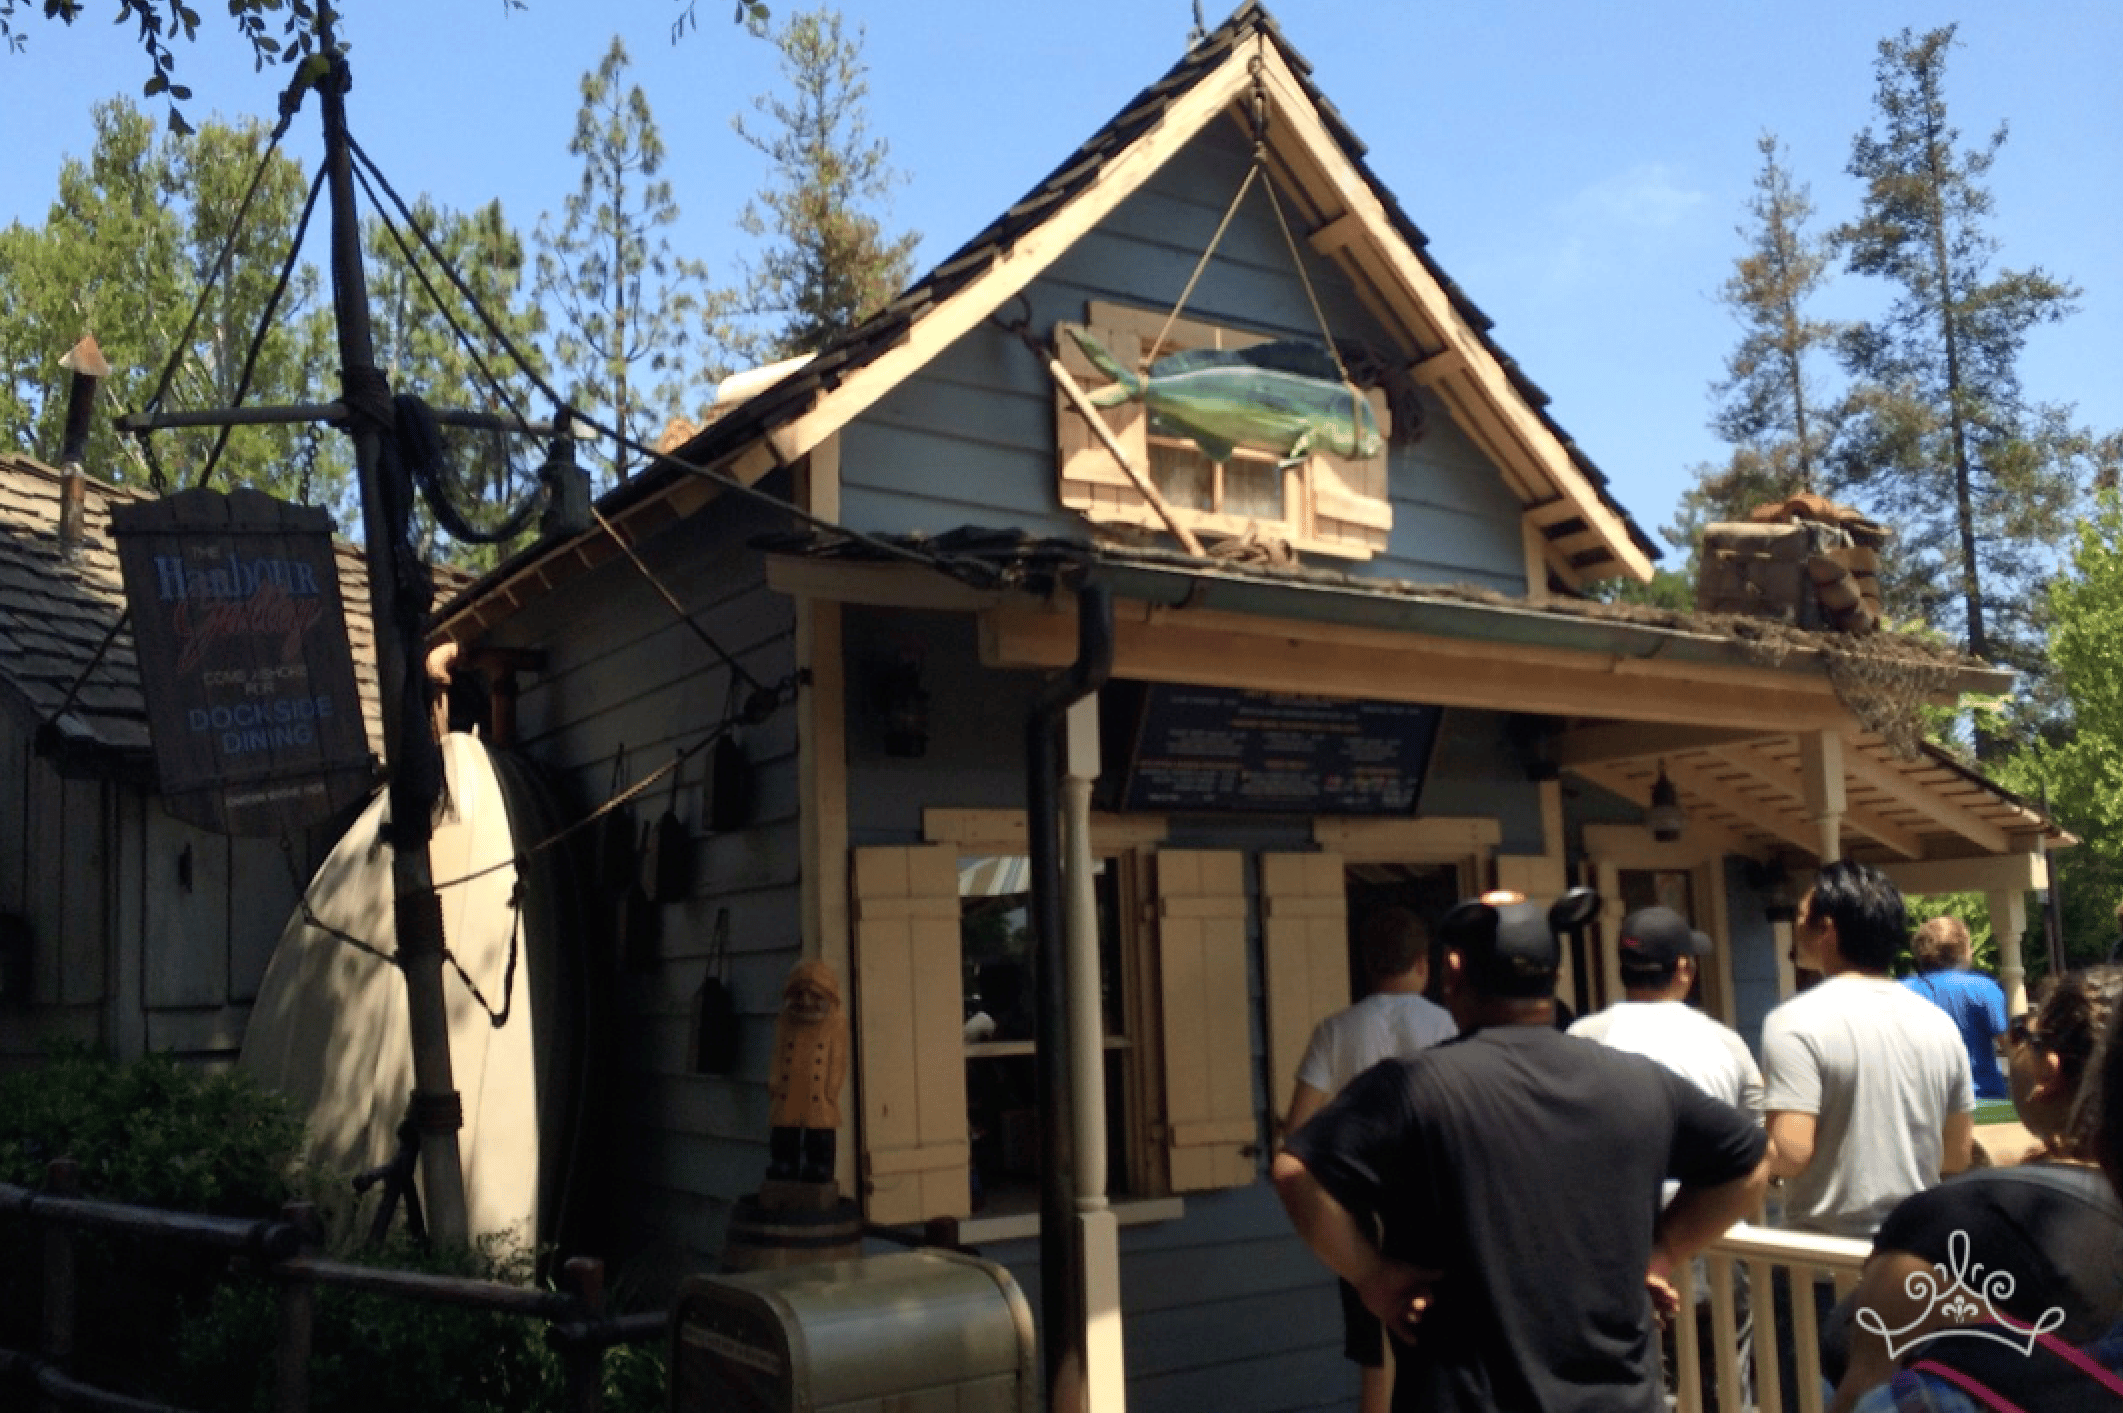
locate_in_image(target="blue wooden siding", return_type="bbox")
[837,118,1531,595]
[492,486,803,1281]
[840,603,1539,1412]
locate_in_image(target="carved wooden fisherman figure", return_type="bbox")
[766,960,849,1184]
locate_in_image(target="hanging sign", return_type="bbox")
[110,486,374,836]
[1120,684,1442,814]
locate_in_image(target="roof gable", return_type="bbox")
[552,2,1654,594]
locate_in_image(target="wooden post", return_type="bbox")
[1798,732,1845,866]
[273,1201,320,1413]
[1987,888,2030,1017]
[1048,357,1207,556]
[317,37,469,1243]
[562,1257,606,1413]
[40,1160,78,1413]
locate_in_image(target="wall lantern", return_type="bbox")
[1747,859,1799,923]
[1646,762,1687,842]
[877,655,930,759]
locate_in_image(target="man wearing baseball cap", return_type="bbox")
[1275,890,1769,1413]
[1572,906,1765,1407]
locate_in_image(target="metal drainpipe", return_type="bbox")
[1028,581,1114,1413]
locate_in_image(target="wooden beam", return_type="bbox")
[765,556,1006,613]
[1877,852,2046,896]
[1717,745,1924,861]
[1547,724,1784,769]
[981,601,1853,731]
[1840,746,2010,855]
[1251,49,1652,583]
[1662,757,1823,857]
[1310,816,1500,857]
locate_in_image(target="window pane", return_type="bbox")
[1148,441,1215,511]
[959,854,1127,1213]
[1223,458,1282,519]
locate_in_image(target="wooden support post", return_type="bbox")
[1798,732,1845,865]
[40,1159,78,1413]
[1987,888,2029,1017]
[274,1201,320,1413]
[562,1257,607,1413]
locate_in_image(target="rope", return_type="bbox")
[41,609,129,735]
[192,162,330,490]
[1148,162,1260,362]
[587,503,770,695]
[348,155,534,435]
[394,393,545,545]
[133,70,314,426]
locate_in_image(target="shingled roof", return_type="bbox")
[454,0,1658,623]
[0,455,386,781]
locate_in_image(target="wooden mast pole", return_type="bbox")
[317,30,470,1243]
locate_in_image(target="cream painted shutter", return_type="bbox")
[1156,849,1258,1190]
[1055,321,1154,527]
[1260,852,1349,1124]
[1309,389,1392,557]
[852,845,970,1224]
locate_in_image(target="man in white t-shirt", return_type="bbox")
[1572,905,1764,1407]
[1764,862,1973,1239]
[1284,906,1457,1413]
[1761,860,1972,1409]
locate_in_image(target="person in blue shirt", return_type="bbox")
[1902,916,2010,1102]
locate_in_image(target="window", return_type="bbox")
[850,822,1264,1227]
[1054,301,1393,561]
[958,853,1132,1215]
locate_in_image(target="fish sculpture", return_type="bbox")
[1066,326,1384,465]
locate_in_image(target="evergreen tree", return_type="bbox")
[0,99,347,514]
[1666,134,1845,555]
[1832,25,2086,750]
[366,196,552,566]
[534,35,712,485]
[726,6,917,365]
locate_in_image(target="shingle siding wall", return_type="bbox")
[839,120,1529,596]
[493,487,802,1284]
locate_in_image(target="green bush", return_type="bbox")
[0,1043,305,1214]
[0,1044,309,1397]
[170,1234,668,1413]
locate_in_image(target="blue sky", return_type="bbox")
[3,0,2117,559]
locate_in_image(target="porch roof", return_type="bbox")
[758,527,2066,869]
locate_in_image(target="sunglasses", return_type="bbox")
[2008,1013,2047,1051]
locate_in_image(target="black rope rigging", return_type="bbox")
[128,67,317,491]
[191,162,330,491]
[394,394,546,545]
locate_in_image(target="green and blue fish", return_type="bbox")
[1066,326,1383,465]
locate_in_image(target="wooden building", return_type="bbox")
[0,454,383,1066]
[423,7,2064,1407]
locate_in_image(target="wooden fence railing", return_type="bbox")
[1673,1221,1873,1413]
[1,1159,657,1413]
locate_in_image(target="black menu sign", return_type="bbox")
[1121,685,1442,814]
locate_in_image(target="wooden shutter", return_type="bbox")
[1055,320,1154,526]
[1260,852,1349,1123]
[1155,850,1257,1190]
[1309,388,1393,558]
[852,845,970,1224]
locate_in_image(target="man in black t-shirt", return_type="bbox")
[1274,891,1770,1413]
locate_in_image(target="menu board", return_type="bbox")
[1120,685,1442,814]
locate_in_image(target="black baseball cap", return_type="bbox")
[1618,906,1710,980]
[1439,890,1560,998]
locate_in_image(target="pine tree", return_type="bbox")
[1666,135,1846,558]
[1833,25,2086,750]
[534,35,711,485]
[366,196,553,567]
[0,99,347,514]
[726,6,917,365]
